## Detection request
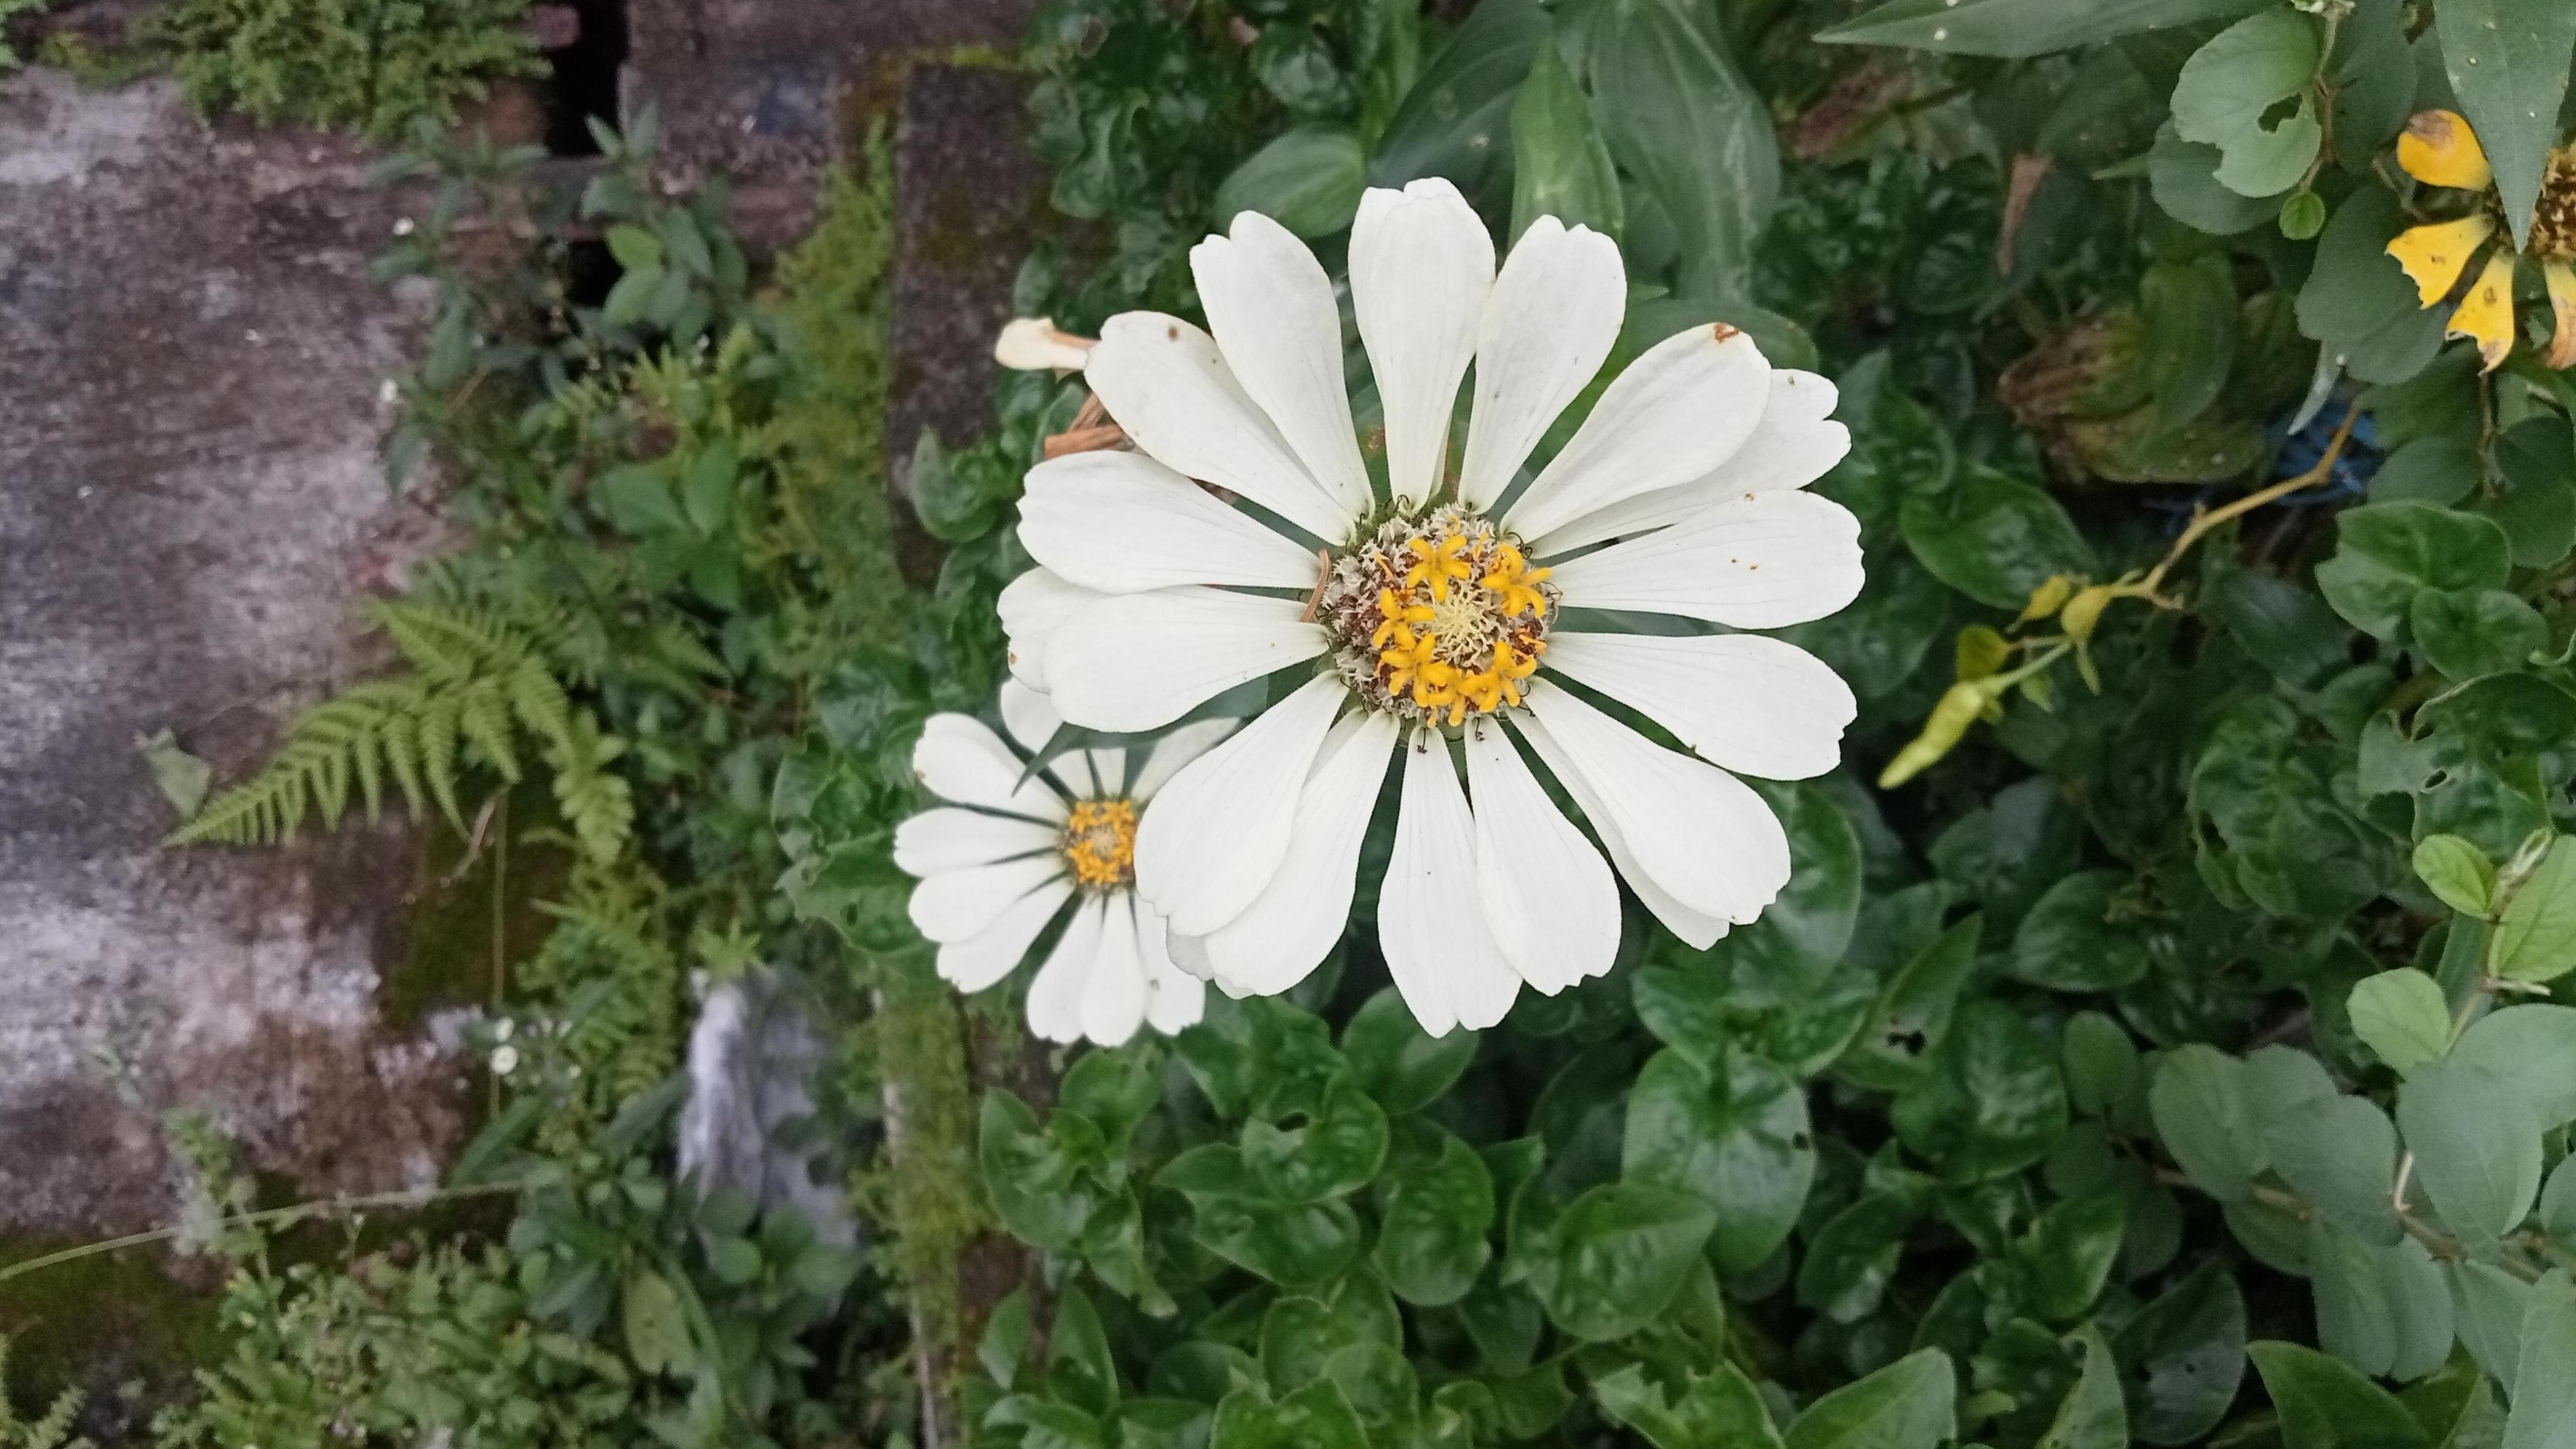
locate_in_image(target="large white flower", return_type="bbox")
[894,678,1234,1047]
[1004,180,1865,1036]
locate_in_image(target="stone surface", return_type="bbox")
[884,63,1050,583]
[0,69,467,1241]
[623,0,1040,252]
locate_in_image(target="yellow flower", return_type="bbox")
[2385,110,2576,371]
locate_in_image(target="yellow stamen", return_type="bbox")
[2387,214,2498,308]
[2448,252,2521,373]
[1061,798,1139,890]
[2399,110,2493,192]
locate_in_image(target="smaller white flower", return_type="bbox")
[995,316,1097,373]
[492,1018,515,1042]
[378,378,400,406]
[895,679,1234,1047]
[392,216,416,237]
[489,1044,521,1077]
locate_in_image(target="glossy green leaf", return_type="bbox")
[2036,1328,2127,1449]
[1593,1363,1785,1449]
[1817,0,2266,57]
[1840,916,1983,1093]
[1588,0,1776,298]
[1521,1182,1715,1342]
[1372,1131,1494,1308]
[2016,1192,2127,1322]
[1780,1348,1956,1449]
[2150,122,2288,233]
[1216,125,1368,238]
[2170,11,2323,197]
[2061,1011,2143,1123]
[2410,588,2546,681]
[1209,1380,1371,1449]
[2294,191,2448,385]
[1508,40,1621,242]
[2314,503,2514,640]
[1342,988,1477,1115]
[2010,872,2152,992]
[2111,1262,2247,1445]
[2414,835,2500,919]
[1622,1048,1815,1273]
[1890,1000,2070,1181]
[1796,1190,1923,1324]
[2246,1340,2433,1449]
[1899,466,2099,611]
[1244,1077,1389,1204]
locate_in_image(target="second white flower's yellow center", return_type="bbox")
[1062,798,1138,890]
[1316,506,1558,725]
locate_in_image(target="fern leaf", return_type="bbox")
[458,677,520,783]
[418,693,466,832]
[543,711,634,864]
[507,652,573,750]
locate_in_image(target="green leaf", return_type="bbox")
[1059,1045,1165,1150]
[2450,1259,2533,1393]
[2397,1059,2543,1243]
[597,463,687,535]
[2504,1270,2576,1449]
[1190,1198,1366,1288]
[2266,1089,2405,1245]
[2111,1262,2247,1445]
[2434,0,2576,251]
[2414,835,2501,919]
[2151,122,2289,233]
[1890,1000,2070,1181]
[605,222,663,271]
[1817,0,2267,57]
[2016,1192,2127,1322]
[2373,436,2484,505]
[2140,252,2240,427]
[2295,191,2449,385]
[1521,1183,1715,1342]
[2171,11,2323,198]
[1216,125,1368,239]
[2410,588,2546,680]
[1371,1131,1494,1308]
[2036,1328,2127,1449]
[2496,837,2576,982]
[2245,1341,2433,1449]
[1621,1048,1816,1273]
[1244,1077,1389,1204]
[620,1269,693,1377]
[1593,1363,1785,1449]
[2489,415,2576,569]
[2149,1045,2262,1202]
[1797,1190,1922,1323]
[1508,40,1621,242]
[1342,988,1477,1114]
[2010,872,2152,992]
[2451,1005,2576,1128]
[1840,917,1984,1093]
[1210,1380,1371,1449]
[600,265,665,328]
[1367,0,1546,201]
[1900,466,2098,611]
[2307,1218,2453,1380]
[1780,1348,1956,1449]
[2061,1011,2142,1122]
[2314,503,2515,640]
[678,441,736,536]
[1587,0,1777,299]
[980,1091,1095,1250]
[2348,968,2455,1073]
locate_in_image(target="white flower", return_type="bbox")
[895,679,1236,1047]
[1003,180,1866,1036]
[490,1045,521,1077]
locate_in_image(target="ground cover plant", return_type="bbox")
[16,0,2576,1446]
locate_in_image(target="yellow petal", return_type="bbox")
[2447,252,2522,373]
[2386,214,2497,308]
[2547,262,2576,370]
[2399,109,2494,191]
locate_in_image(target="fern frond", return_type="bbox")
[506,652,574,749]
[456,678,520,782]
[543,711,634,865]
[418,693,465,830]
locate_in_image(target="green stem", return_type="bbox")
[0,1183,521,1286]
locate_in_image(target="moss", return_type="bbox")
[869,950,992,1371]
[374,778,570,1034]
[0,1240,220,1428]
[154,0,542,140]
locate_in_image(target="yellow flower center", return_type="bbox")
[1317,506,1557,726]
[1061,798,1138,890]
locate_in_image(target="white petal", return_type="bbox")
[1086,312,1358,540]
[1532,372,1848,554]
[1018,450,1323,594]
[912,714,1066,821]
[998,676,1062,753]
[1546,490,1865,629]
[1502,325,1772,542]
[1139,912,1207,1034]
[1462,725,1619,994]
[1379,730,1522,1036]
[1043,588,1327,733]
[893,807,1060,877]
[1193,213,1373,518]
[1522,682,1790,926]
[1455,219,1625,512]
[1132,718,1239,801]
[1000,679,1120,796]
[1543,632,1856,781]
[1027,897,1108,1043]
[1082,897,1150,1047]
[1199,711,1401,997]
[1134,675,1349,936]
[938,879,1073,992]
[1351,180,1494,506]
[1512,712,1729,950]
[1165,926,1216,980]
[909,855,1068,944]
[1000,569,1105,691]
